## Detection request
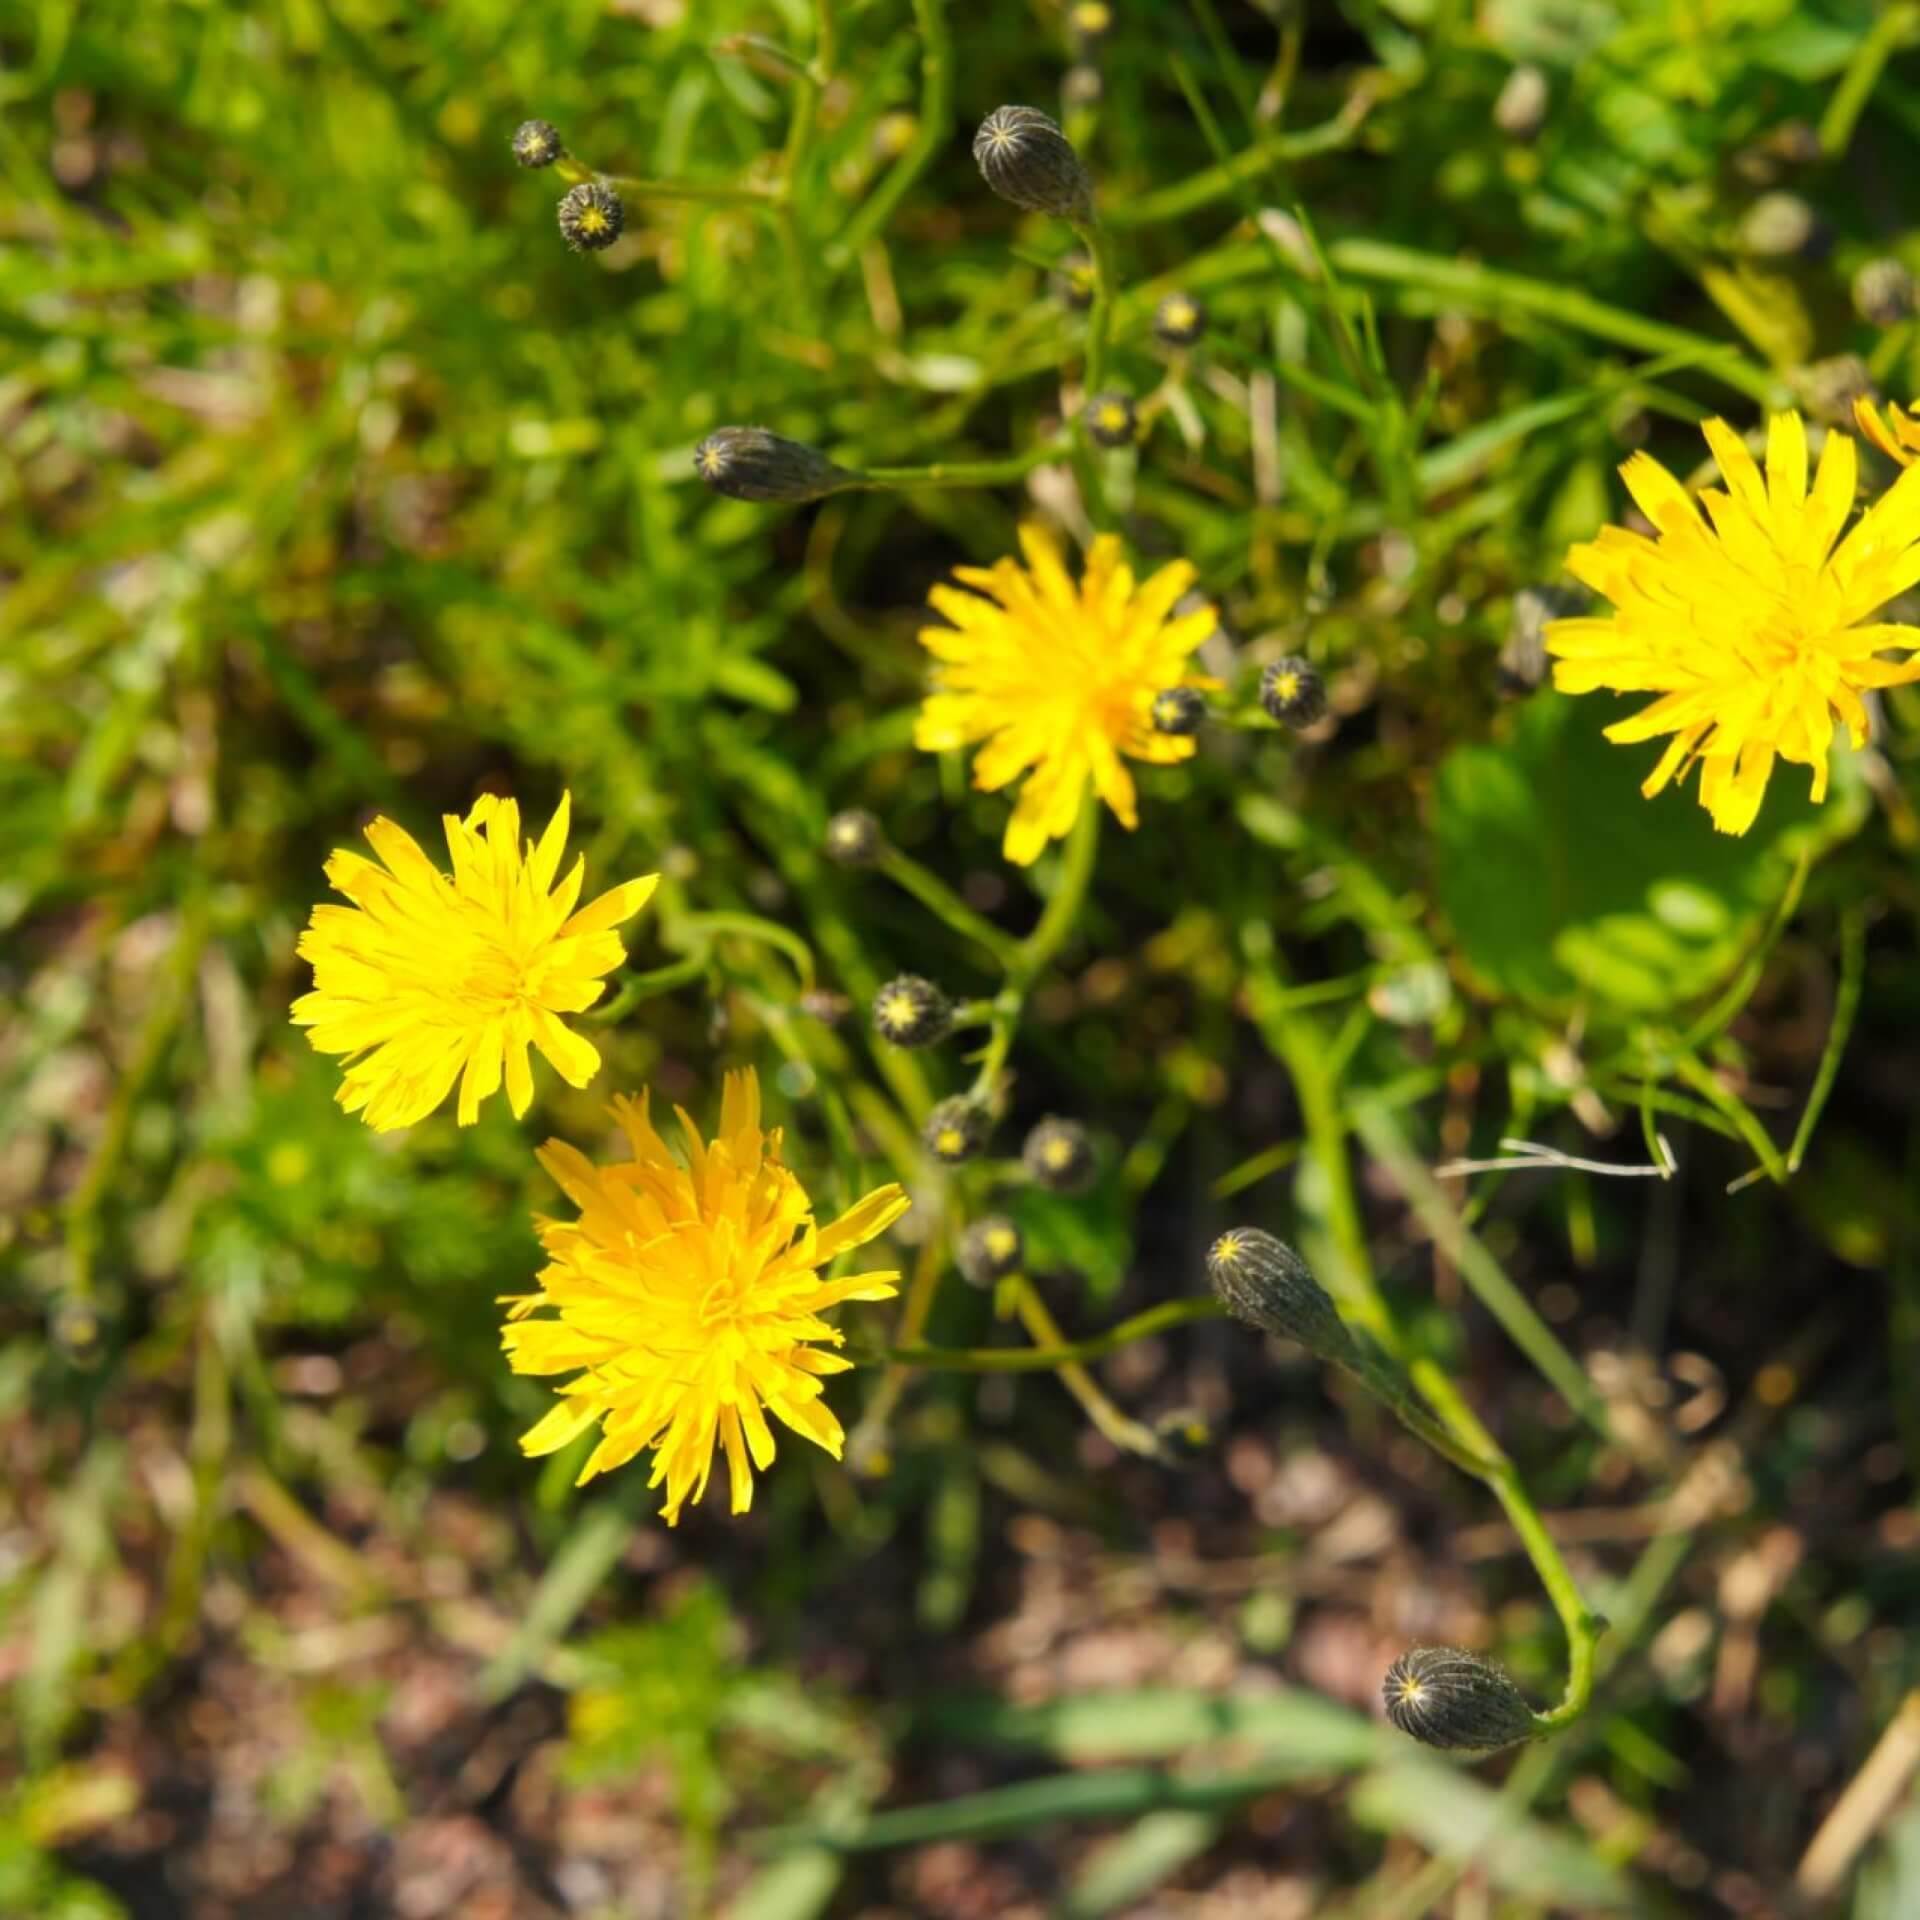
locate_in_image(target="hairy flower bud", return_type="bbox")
[1084,391,1138,447]
[557,181,625,252]
[1153,291,1207,348]
[513,119,563,169]
[923,1097,991,1163]
[1053,250,1098,311]
[974,106,1094,224]
[1738,190,1826,261]
[1854,257,1916,328]
[1022,1116,1095,1193]
[694,427,855,504]
[1382,1647,1539,1752]
[872,975,952,1049]
[1151,686,1207,736]
[824,808,884,867]
[1259,656,1327,728]
[957,1214,1025,1287]
[1206,1229,1355,1364]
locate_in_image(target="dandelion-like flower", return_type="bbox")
[1546,411,1920,834]
[916,526,1217,864]
[503,1070,909,1522]
[293,793,657,1132]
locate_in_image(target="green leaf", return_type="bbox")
[1434,691,1863,1020]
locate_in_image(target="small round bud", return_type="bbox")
[1067,1,1114,53]
[1153,1408,1213,1461]
[1022,1116,1095,1193]
[872,975,952,1049]
[1793,354,1875,426]
[1206,1228,1356,1364]
[1491,64,1550,142]
[1854,257,1916,328]
[871,110,918,162]
[557,181,625,253]
[1259,656,1327,728]
[1153,291,1207,348]
[1500,585,1582,697]
[1061,65,1105,112]
[1053,251,1098,311]
[957,1214,1025,1287]
[799,989,852,1025]
[1737,191,1826,261]
[1151,686,1207,736]
[974,106,1094,225]
[824,808,884,867]
[1382,1647,1539,1753]
[694,427,855,504]
[513,120,563,169]
[923,1097,991,1164]
[1084,392,1138,448]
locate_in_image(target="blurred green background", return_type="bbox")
[5,0,1920,1913]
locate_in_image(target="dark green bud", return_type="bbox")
[1854,257,1916,328]
[694,427,855,504]
[1084,391,1137,448]
[1206,1228,1355,1364]
[872,975,952,1049]
[1022,1116,1095,1193]
[1259,656,1326,728]
[1053,250,1097,311]
[824,808,884,867]
[557,181,625,252]
[1491,64,1549,142]
[957,1214,1024,1287]
[1151,686,1207,736]
[1153,291,1207,348]
[513,120,563,169]
[974,106,1094,225]
[1382,1647,1539,1753]
[923,1097,991,1164]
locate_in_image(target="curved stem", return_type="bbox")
[583,947,712,1025]
[828,0,950,267]
[1010,1281,1166,1457]
[875,849,1023,971]
[1070,215,1120,402]
[879,1295,1225,1371]
[856,441,1068,490]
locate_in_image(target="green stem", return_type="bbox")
[1671,1049,1788,1187]
[1010,1281,1166,1456]
[1070,215,1120,402]
[584,946,712,1024]
[828,0,950,266]
[856,441,1068,489]
[880,1295,1224,1371]
[1786,907,1866,1174]
[877,849,1023,970]
[557,156,779,207]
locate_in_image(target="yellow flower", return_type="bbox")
[1855,395,1920,467]
[915,526,1217,864]
[292,792,657,1131]
[502,1070,909,1523]
[1546,412,1920,835]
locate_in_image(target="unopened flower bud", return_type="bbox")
[1053,250,1098,311]
[871,110,918,162]
[1737,191,1826,261]
[557,181,625,252]
[1084,391,1137,447]
[1259,656,1326,728]
[1854,257,1916,328]
[513,120,563,169]
[1793,354,1874,426]
[872,975,952,1049]
[1151,686,1207,736]
[1153,1408,1213,1461]
[957,1215,1025,1287]
[1491,64,1550,142]
[694,427,855,504]
[1068,1,1114,51]
[824,809,884,867]
[1382,1647,1539,1752]
[1153,291,1207,348]
[1023,1116,1095,1193]
[923,1097,991,1163]
[1061,65,1105,112]
[1206,1229,1355,1364]
[974,106,1094,224]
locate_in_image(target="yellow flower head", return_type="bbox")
[915,526,1217,864]
[292,792,657,1131]
[502,1070,909,1524]
[1855,395,1920,468]
[1546,412,1920,834]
